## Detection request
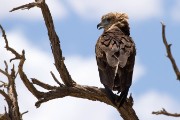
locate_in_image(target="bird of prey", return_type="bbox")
[95,12,136,107]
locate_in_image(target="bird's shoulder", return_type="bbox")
[96,27,135,58]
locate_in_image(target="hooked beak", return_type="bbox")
[97,19,109,30]
[97,22,104,30]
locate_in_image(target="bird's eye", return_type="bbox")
[106,18,111,22]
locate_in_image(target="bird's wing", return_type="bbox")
[96,27,136,106]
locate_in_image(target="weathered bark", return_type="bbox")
[0,0,139,120]
[161,22,180,80]
[0,25,25,120]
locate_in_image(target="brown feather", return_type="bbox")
[95,12,136,106]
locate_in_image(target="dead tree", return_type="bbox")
[0,25,29,120]
[0,0,139,120]
[152,23,180,117]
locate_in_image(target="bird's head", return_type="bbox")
[97,12,130,35]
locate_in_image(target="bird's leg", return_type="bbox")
[116,87,129,108]
[104,85,116,106]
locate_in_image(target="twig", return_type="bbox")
[10,2,40,12]
[161,22,180,80]
[18,51,44,98]
[0,25,22,62]
[4,61,8,73]
[0,81,8,88]
[31,78,57,90]
[152,108,180,117]
[1,25,29,120]
[0,90,12,104]
[21,110,28,117]
[1,24,43,99]
[50,71,64,87]
[0,69,9,79]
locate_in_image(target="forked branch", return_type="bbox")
[10,0,75,87]
[161,22,180,80]
[0,25,23,119]
[0,0,140,120]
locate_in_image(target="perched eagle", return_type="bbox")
[95,12,136,106]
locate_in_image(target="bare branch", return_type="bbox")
[152,23,180,118]
[10,2,40,12]
[33,84,138,120]
[0,69,9,78]
[0,62,11,84]
[0,24,43,99]
[21,111,28,117]
[0,90,12,105]
[161,22,180,80]
[0,81,8,88]
[34,85,108,108]
[152,108,180,117]
[36,1,75,86]
[4,61,8,73]
[50,71,64,87]
[0,53,21,120]
[31,78,57,90]
[0,25,22,62]
[18,51,44,98]
[10,0,75,87]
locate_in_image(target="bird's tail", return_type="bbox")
[117,87,129,107]
[104,85,116,106]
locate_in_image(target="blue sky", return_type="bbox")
[1,0,180,120]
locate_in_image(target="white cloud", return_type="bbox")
[0,29,144,119]
[133,58,145,83]
[67,0,163,21]
[171,1,180,23]
[0,0,164,22]
[134,91,180,120]
[0,0,67,21]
